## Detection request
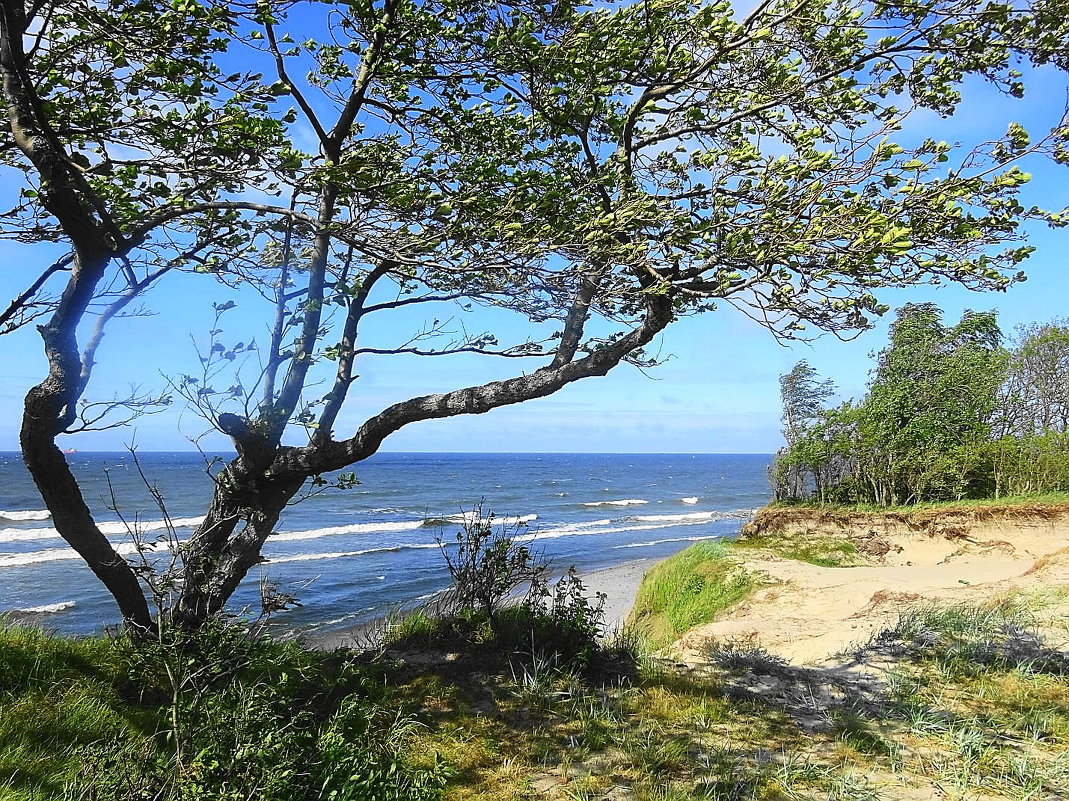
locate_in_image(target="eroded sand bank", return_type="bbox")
[672,505,1069,665]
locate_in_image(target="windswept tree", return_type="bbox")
[998,320,1069,437]
[856,303,1008,503]
[772,360,835,499]
[3,0,1069,630]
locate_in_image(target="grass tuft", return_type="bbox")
[627,542,756,652]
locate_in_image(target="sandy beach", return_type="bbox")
[673,507,1069,666]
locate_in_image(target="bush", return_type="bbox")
[437,504,548,621]
[72,619,449,801]
[390,507,609,674]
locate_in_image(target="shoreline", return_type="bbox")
[303,557,662,650]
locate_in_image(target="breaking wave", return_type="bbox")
[0,542,141,568]
[0,516,203,544]
[581,499,648,507]
[8,601,76,614]
[614,534,724,549]
[270,514,537,543]
[0,509,51,522]
[266,542,439,564]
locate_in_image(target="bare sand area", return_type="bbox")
[672,504,1069,666]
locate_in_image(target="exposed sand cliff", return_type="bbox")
[671,503,1069,666]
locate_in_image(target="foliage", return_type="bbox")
[437,506,548,621]
[396,511,606,671]
[5,0,1069,628]
[627,542,755,651]
[0,619,449,801]
[775,307,1069,505]
[998,319,1069,437]
[778,304,1009,504]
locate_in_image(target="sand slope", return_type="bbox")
[672,508,1069,666]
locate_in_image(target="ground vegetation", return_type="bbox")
[3,0,1069,628]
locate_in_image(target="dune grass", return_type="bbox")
[729,531,866,567]
[0,621,148,800]
[3,589,1068,801]
[626,542,756,652]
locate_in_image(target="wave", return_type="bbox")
[0,516,203,544]
[519,508,753,544]
[614,534,724,549]
[421,513,537,528]
[581,499,648,507]
[7,601,76,614]
[272,520,425,543]
[0,509,51,522]
[271,514,536,544]
[97,516,203,535]
[681,497,699,504]
[266,542,439,564]
[0,527,63,544]
[0,542,141,568]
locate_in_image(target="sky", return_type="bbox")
[2,14,1069,455]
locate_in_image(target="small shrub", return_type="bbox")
[437,504,548,620]
[72,619,448,801]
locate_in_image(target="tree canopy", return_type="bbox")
[3,0,1069,629]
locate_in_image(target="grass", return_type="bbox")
[769,490,1069,514]
[626,542,757,652]
[4,594,1068,801]
[0,621,151,800]
[728,531,866,567]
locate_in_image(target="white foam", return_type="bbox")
[1,516,203,544]
[0,509,51,522]
[0,542,141,568]
[581,499,648,507]
[681,497,699,504]
[614,534,723,549]
[271,520,425,542]
[10,601,75,614]
[628,511,722,524]
[0,527,63,544]
[97,516,203,535]
[266,542,439,564]
[272,514,537,543]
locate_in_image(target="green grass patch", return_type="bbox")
[730,531,866,567]
[769,490,1069,514]
[626,542,756,651]
[0,623,148,801]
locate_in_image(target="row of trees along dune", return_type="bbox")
[3,0,1069,631]
[774,306,1069,505]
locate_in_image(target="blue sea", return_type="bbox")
[0,452,771,637]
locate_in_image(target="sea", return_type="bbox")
[0,452,772,638]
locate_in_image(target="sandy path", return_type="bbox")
[673,521,1069,666]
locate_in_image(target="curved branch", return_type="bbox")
[0,253,71,333]
[274,293,674,478]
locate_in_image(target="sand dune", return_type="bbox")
[671,510,1069,666]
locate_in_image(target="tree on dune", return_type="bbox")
[2,0,1068,630]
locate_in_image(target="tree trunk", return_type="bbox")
[170,458,304,629]
[21,385,153,630]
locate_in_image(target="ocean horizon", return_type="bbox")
[0,451,773,636]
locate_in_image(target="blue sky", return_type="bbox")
[3,35,1068,455]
